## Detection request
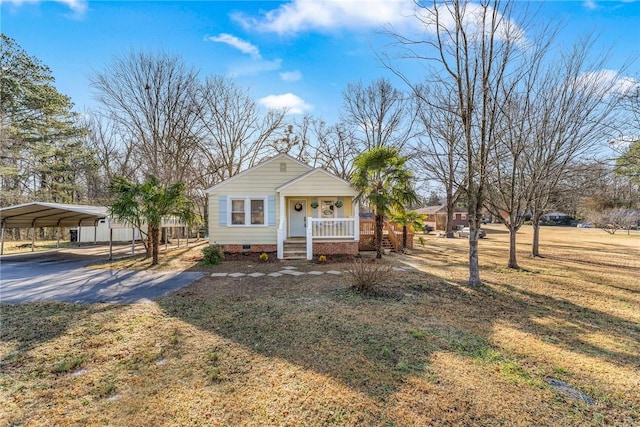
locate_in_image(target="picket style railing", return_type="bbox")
[305,217,358,260]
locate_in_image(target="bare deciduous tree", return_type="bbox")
[411,84,465,236]
[91,50,202,186]
[310,119,360,180]
[342,78,415,151]
[195,75,286,183]
[388,0,533,286]
[525,38,625,257]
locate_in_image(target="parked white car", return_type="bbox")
[457,227,486,238]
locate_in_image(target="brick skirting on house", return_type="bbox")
[222,244,277,254]
[312,241,359,256]
[222,241,359,257]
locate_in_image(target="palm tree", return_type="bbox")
[391,210,426,252]
[108,175,194,265]
[352,147,419,259]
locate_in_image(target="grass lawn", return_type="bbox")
[1,225,638,425]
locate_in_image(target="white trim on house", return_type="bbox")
[205,153,312,193]
[226,195,269,227]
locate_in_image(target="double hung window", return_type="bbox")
[229,197,266,226]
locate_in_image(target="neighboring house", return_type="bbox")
[413,205,469,231]
[542,211,572,223]
[206,153,359,260]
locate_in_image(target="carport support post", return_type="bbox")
[185,226,189,247]
[56,219,62,249]
[1,221,5,255]
[177,227,180,248]
[109,228,113,260]
[31,221,36,252]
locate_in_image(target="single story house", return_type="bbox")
[542,211,572,223]
[413,205,469,231]
[205,153,360,260]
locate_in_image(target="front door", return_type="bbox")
[289,199,307,237]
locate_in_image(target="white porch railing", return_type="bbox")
[306,217,357,260]
[309,217,357,238]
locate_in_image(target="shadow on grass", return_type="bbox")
[157,270,487,400]
[0,303,116,353]
[157,256,638,402]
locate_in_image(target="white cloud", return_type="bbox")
[280,70,302,82]
[577,70,640,96]
[2,0,87,15]
[208,33,261,59]
[583,0,598,10]
[234,1,525,47]
[259,93,313,114]
[232,0,416,35]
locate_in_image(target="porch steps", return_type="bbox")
[283,240,307,260]
[382,237,396,251]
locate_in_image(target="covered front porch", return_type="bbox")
[276,196,360,260]
[275,168,360,260]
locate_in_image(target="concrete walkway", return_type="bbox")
[209,265,415,278]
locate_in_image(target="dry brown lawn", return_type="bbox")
[1,225,639,426]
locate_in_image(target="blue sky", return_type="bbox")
[2,0,639,124]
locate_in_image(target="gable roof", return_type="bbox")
[0,202,108,228]
[205,153,312,193]
[276,167,356,194]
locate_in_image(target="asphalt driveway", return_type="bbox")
[0,248,204,304]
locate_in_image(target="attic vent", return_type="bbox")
[280,162,287,172]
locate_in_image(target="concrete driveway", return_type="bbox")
[0,247,204,304]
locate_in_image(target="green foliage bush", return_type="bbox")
[202,245,224,265]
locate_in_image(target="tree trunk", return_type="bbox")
[468,197,482,287]
[446,198,456,238]
[144,224,152,258]
[375,213,383,259]
[508,227,519,269]
[531,213,542,258]
[151,226,160,265]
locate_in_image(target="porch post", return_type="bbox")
[277,194,285,259]
[354,199,360,241]
[306,217,313,260]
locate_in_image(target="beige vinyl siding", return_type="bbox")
[278,173,357,197]
[208,158,310,245]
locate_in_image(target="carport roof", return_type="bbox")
[0,202,108,228]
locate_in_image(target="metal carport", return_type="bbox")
[0,202,109,255]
